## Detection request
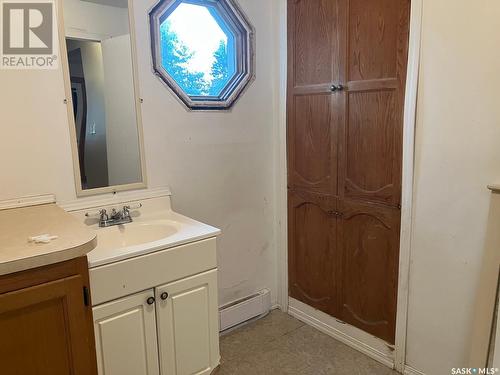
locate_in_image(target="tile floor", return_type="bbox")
[217,310,398,375]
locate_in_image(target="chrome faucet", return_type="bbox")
[86,203,142,228]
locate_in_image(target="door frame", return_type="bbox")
[273,0,423,372]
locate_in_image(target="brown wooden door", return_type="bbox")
[339,0,410,207]
[0,258,97,375]
[288,189,339,316]
[287,0,344,196]
[338,200,401,342]
[287,0,410,344]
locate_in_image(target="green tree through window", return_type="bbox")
[209,41,230,96]
[159,4,234,98]
[160,20,208,96]
[150,0,254,109]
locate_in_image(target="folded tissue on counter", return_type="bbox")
[28,234,59,244]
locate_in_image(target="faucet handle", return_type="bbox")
[85,208,108,221]
[124,203,142,210]
[99,209,109,221]
[122,203,141,218]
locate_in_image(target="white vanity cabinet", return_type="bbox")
[89,237,220,375]
[93,290,160,375]
[156,270,219,375]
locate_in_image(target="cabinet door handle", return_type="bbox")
[160,292,169,300]
[330,84,345,92]
[146,296,155,305]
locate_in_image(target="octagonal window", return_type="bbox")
[149,0,254,110]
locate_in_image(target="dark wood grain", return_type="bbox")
[338,200,400,343]
[287,0,343,195]
[288,94,336,194]
[340,0,410,207]
[287,0,410,344]
[337,0,409,343]
[345,91,398,205]
[348,0,399,81]
[291,0,336,87]
[0,257,98,375]
[288,190,338,316]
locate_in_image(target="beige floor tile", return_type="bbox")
[220,310,304,362]
[283,325,397,375]
[218,310,398,375]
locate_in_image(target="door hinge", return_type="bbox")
[83,286,90,306]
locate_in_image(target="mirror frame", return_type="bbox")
[58,0,147,197]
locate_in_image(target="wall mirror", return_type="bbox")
[61,0,146,196]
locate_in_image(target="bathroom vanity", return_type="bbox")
[0,191,221,375]
[67,191,221,375]
[0,203,98,375]
[51,0,222,371]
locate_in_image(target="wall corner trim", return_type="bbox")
[394,0,424,372]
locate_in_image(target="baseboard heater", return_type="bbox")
[219,289,271,332]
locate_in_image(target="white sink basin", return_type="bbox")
[96,220,180,249]
[84,211,220,268]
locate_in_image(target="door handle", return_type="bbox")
[160,292,169,300]
[146,296,155,305]
[330,84,345,92]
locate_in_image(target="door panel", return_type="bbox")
[290,0,337,87]
[348,0,401,81]
[93,290,159,375]
[156,269,219,375]
[339,200,400,343]
[287,0,344,195]
[289,94,336,193]
[287,0,410,344]
[288,190,338,315]
[344,91,398,204]
[0,275,96,375]
[341,0,410,206]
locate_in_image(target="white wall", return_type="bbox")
[133,0,278,305]
[0,64,75,200]
[406,1,500,373]
[63,0,129,40]
[101,34,141,186]
[0,0,279,306]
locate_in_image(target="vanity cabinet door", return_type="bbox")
[0,275,96,375]
[0,257,97,375]
[93,290,160,375]
[155,269,219,375]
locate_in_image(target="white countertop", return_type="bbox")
[86,210,220,268]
